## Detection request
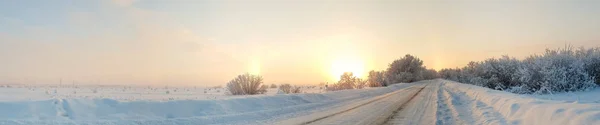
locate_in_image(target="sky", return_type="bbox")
[1,0,599,86]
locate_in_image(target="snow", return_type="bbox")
[0,84,410,125]
[0,85,323,102]
[529,88,600,103]
[3,80,600,125]
[443,79,600,125]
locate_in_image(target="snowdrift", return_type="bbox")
[0,84,412,124]
[443,80,600,125]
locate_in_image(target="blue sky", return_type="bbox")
[1,0,599,85]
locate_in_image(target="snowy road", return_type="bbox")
[275,82,430,125]
[276,84,427,125]
[276,80,510,125]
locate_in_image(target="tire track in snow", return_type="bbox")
[434,83,461,125]
[442,84,509,125]
[383,84,435,125]
[54,99,72,119]
[438,86,471,125]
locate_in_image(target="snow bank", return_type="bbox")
[530,88,600,103]
[443,80,600,125]
[0,84,412,124]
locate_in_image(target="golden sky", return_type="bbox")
[1,0,599,85]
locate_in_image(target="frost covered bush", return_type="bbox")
[577,47,600,85]
[327,72,365,91]
[362,54,438,87]
[385,55,424,84]
[226,73,267,95]
[441,46,598,94]
[279,84,302,94]
[355,78,367,89]
[379,54,438,86]
[367,70,385,87]
[530,48,595,93]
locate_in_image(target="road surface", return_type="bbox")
[275,80,502,125]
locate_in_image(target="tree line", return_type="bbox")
[225,46,600,95]
[439,46,600,94]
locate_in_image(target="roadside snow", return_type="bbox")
[529,88,600,103]
[443,80,600,125]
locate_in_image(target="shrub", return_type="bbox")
[279,84,302,94]
[259,84,268,94]
[270,84,277,88]
[226,73,266,95]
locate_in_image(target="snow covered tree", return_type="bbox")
[367,70,385,87]
[385,54,426,84]
[480,56,523,90]
[535,48,595,93]
[336,72,357,90]
[226,73,266,95]
[577,47,600,85]
[328,72,365,91]
[355,78,367,89]
[439,68,461,82]
[449,46,598,94]
[420,69,439,80]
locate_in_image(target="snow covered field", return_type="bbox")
[0,85,324,102]
[0,83,409,125]
[2,80,600,125]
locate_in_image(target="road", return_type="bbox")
[275,80,488,125]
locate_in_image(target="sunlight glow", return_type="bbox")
[330,57,365,81]
[249,59,261,75]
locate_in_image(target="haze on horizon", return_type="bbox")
[1,0,599,86]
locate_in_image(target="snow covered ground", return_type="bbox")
[2,80,600,125]
[0,85,323,102]
[443,80,600,125]
[528,88,600,103]
[0,83,411,125]
[280,79,600,125]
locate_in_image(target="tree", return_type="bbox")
[421,69,439,80]
[226,73,266,95]
[355,78,367,89]
[367,70,385,87]
[385,54,426,84]
[577,47,600,85]
[445,46,598,94]
[328,72,364,91]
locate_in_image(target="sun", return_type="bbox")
[330,57,365,81]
